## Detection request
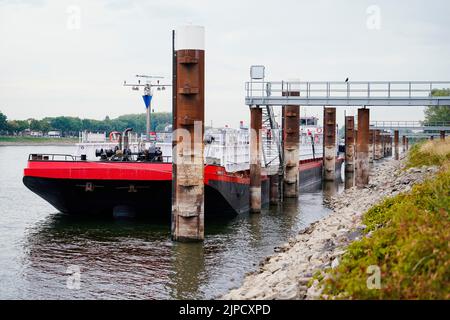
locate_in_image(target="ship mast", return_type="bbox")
[123,75,171,141]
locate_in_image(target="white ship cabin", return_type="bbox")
[204,127,250,173]
[76,118,337,173]
[299,116,325,161]
[300,117,319,126]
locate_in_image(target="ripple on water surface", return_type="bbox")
[0,145,344,299]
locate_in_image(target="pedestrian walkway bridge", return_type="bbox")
[370,121,450,131]
[380,132,445,138]
[245,81,450,106]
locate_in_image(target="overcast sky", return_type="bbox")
[1,0,450,128]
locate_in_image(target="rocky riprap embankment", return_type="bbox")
[222,159,438,300]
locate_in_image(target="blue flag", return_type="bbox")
[142,95,152,109]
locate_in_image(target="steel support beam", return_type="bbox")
[394,131,399,160]
[369,130,375,163]
[390,136,392,156]
[171,26,205,242]
[146,106,151,139]
[323,107,336,181]
[402,135,406,153]
[387,136,391,156]
[283,91,300,198]
[250,107,262,213]
[389,136,393,156]
[269,174,280,205]
[389,136,395,157]
[374,130,382,160]
[356,108,370,188]
[345,171,354,190]
[345,116,355,173]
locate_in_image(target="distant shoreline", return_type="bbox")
[0,137,77,146]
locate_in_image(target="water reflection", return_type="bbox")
[170,242,205,299]
[23,214,175,299]
[2,146,347,299]
[20,191,338,300]
[247,213,263,246]
[322,170,344,199]
[279,198,300,220]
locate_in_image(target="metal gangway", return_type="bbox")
[370,121,450,131]
[246,81,450,107]
[380,132,446,138]
[247,66,450,179]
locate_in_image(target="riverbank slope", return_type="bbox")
[223,140,449,300]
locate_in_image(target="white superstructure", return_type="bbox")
[76,119,338,173]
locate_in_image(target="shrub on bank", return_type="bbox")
[320,140,450,300]
[406,139,450,168]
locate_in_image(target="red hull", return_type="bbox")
[24,162,254,185]
[23,158,333,183]
[23,158,343,216]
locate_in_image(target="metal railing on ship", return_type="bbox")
[29,154,81,161]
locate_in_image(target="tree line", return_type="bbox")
[1,89,449,137]
[425,89,450,124]
[0,112,172,137]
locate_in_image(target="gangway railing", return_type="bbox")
[370,121,450,131]
[380,132,446,138]
[245,81,450,106]
[29,154,81,161]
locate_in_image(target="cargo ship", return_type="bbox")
[23,118,343,217]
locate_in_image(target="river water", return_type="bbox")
[0,145,344,299]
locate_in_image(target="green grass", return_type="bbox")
[0,136,78,144]
[319,140,450,300]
